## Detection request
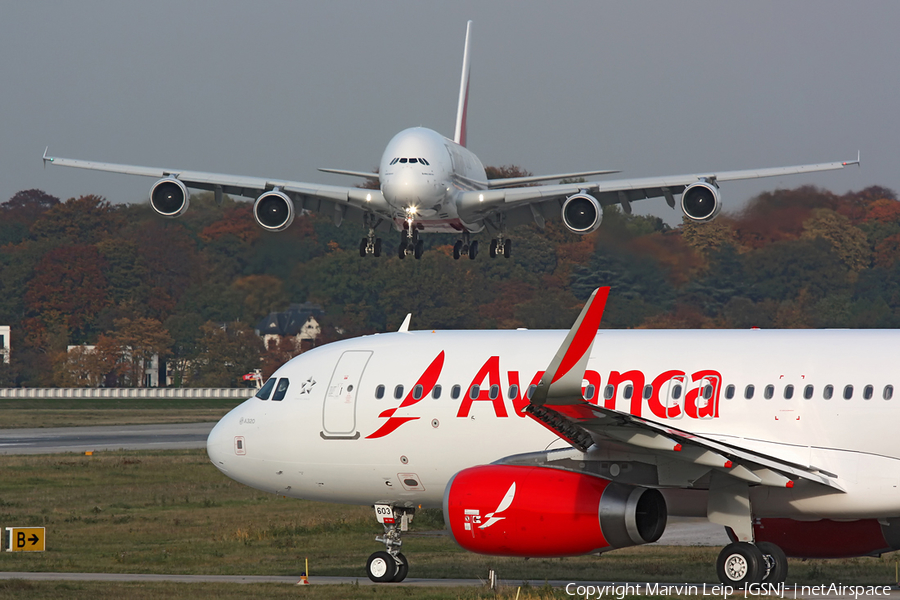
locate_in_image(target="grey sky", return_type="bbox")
[2,1,896,225]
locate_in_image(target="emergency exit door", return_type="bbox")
[321,350,372,439]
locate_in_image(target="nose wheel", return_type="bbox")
[368,504,413,582]
[399,228,424,260]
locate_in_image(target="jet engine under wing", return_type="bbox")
[457,157,860,222]
[523,286,844,492]
[41,151,393,219]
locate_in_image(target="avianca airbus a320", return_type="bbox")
[43,22,857,261]
[206,287,900,585]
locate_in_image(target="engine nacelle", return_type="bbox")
[681,181,721,222]
[744,518,900,559]
[149,177,189,218]
[443,465,666,557]
[253,190,295,232]
[561,193,603,234]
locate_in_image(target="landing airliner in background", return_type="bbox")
[207,287,900,585]
[43,22,858,261]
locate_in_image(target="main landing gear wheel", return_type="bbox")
[757,542,788,583]
[393,552,409,582]
[366,551,397,583]
[453,240,463,260]
[716,542,764,586]
[468,240,478,260]
[360,236,383,257]
[489,238,512,258]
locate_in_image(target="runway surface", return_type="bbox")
[0,422,215,455]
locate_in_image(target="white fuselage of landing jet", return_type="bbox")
[207,328,900,520]
[378,127,487,233]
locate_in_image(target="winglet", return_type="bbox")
[453,21,473,147]
[398,313,412,333]
[42,146,53,168]
[842,151,861,167]
[531,287,609,407]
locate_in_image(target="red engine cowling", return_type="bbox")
[443,465,666,557]
[744,518,900,559]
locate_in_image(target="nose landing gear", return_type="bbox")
[367,504,413,583]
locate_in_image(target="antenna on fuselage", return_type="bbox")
[398,313,412,333]
[453,20,473,148]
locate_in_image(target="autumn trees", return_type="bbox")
[2,182,900,388]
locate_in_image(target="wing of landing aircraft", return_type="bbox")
[42,149,395,232]
[519,287,844,493]
[458,157,860,232]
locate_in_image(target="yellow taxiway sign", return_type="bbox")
[5,527,45,552]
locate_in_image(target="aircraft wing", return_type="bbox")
[524,287,844,492]
[456,157,859,224]
[42,151,394,223]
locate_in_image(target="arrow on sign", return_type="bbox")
[28,534,39,544]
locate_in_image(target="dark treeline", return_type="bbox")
[0,183,897,388]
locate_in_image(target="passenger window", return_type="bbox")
[375,384,385,399]
[764,385,774,400]
[489,384,499,400]
[469,385,480,399]
[724,384,735,400]
[394,385,404,400]
[885,385,894,400]
[603,385,615,400]
[803,385,814,399]
[413,384,424,400]
[672,384,682,400]
[843,385,853,400]
[272,378,290,401]
[255,378,276,400]
[623,385,633,400]
[823,385,834,400]
[863,385,873,400]
[643,385,653,400]
[784,385,794,400]
[744,385,754,399]
[583,384,595,400]
[703,385,713,400]
[526,384,537,399]
[432,384,442,399]
[508,384,519,399]
[451,385,461,399]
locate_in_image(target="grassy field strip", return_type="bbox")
[0,449,898,589]
[0,409,232,429]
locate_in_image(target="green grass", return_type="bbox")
[0,450,898,587]
[0,398,243,428]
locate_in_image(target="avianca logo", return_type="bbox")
[365,352,722,438]
[463,482,516,532]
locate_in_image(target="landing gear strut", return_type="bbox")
[452,232,478,260]
[359,215,382,257]
[398,215,424,260]
[367,504,413,583]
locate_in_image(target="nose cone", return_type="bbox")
[206,414,234,474]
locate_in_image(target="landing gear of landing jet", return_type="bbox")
[489,237,512,258]
[716,542,787,585]
[398,229,424,260]
[367,505,413,582]
[452,236,478,260]
[359,237,382,257]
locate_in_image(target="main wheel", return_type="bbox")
[393,552,409,582]
[716,542,763,586]
[366,551,397,583]
[453,240,462,260]
[373,238,382,257]
[468,240,479,260]
[414,239,424,259]
[757,542,788,583]
[359,238,367,257]
[504,239,512,258]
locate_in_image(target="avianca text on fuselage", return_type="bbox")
[366,352,722,438]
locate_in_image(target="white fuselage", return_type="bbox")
[206,328,900,520]
[378,127,487,233]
